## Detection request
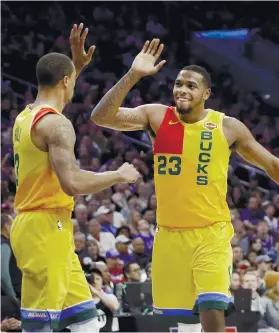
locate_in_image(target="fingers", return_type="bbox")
[81,27,88,42]
[70,23,85,43]
[154,43,164,60]
[154,60,167,72]
[87,45,96,58]
[146,39,158,54]
[141,40,150,53]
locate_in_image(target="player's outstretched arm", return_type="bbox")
[91,39,166,131]
[36,114,140,196]
[231,118,279,184]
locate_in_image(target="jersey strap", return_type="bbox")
[31,108,58,130]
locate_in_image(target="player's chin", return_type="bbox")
[176,106,192,115]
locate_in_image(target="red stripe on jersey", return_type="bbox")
[31,108,58,130]
[153,107,184,155]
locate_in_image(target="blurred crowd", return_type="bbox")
[1,2,279,332]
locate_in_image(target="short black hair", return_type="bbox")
[87,268,103,285]
[36,52,74,87]
[123,261,138,278]
[182,65,211,88]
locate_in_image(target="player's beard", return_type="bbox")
[176,106,192,115]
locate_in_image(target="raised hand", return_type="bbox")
[131,38,166,78]
[117,163,140,183]
[70,23,96,69]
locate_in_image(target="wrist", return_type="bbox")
[128,68,143,81]
[74,62,85,72]
[115,170,124,183]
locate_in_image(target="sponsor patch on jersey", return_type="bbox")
[204,122,218,130]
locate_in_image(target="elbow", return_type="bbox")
[266,157,279,184]
[90,110,103,125]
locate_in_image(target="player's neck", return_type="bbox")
[33,88,65,113]
[179,106,207,124]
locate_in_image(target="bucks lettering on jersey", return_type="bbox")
[153,107,231,229]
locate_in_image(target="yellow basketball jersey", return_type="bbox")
[153,107,231,229]
[13,105,74,213]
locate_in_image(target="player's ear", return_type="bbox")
[62,76,69,87]
[203,88,211,101]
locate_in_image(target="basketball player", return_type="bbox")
[91,39,279,332]
[11,24,139,333]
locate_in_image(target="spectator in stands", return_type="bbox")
[96,262,115,294]
[258,271,279,330]
[74,232,89,262]
[134,219,154,256]
[88,268,119,332]
[105,249,125,284]
[145,262,152,281]
[123,261,141,282]
[87,218,115,257]
[95,206,117,236]
[131,237,151,269]
[246,250,258,269]
[116,226,132,240]
[72,219,81,233]
[256,255,273,283]
[231,186,247,209]
[243,271,263,312]
[256,220,275,253]
[128,211,142,235]
[232,218,249,255]
[264,204,278,233]
[115,235,134,264]
[101,198,126,229]
[74,203,89,234]
[1,214,21,298]
[230,271,241,297]
[87,239,106,263]
[233,245,244,269]
[142,209,156,227]
[241,196,265,226]
[249,237,265,256]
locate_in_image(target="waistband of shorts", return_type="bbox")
[16,208,72,218]
[158,221,231,231]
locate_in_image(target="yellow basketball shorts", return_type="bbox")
[10,211,97,330]
[152,221,234,322]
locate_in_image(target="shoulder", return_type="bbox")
[223,116,250,132]
[35,113,75,144]
[145,104,171,133]
[144,103,168,113]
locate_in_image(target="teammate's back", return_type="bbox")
[10,25,140,332]
[13,105,74,213]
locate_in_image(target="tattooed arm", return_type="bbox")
[91,69,150,130]
[35,114,139,196]
[91,38,166,131]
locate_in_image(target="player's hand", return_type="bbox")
[117,163,140,183]
[130,39,166,78]
[70,23,96,68]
